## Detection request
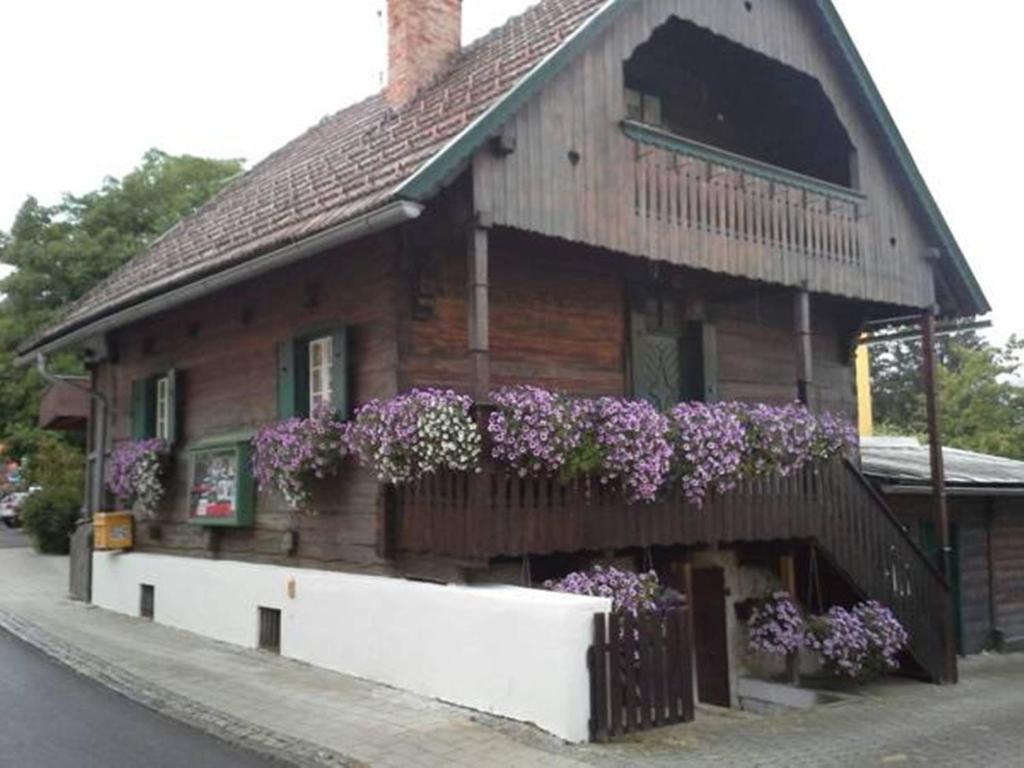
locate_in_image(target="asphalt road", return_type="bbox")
[0,630,279,768]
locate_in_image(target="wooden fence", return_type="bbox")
[588,607,694,742]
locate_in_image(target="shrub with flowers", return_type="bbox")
[580,397,673,503]
[348,388,481,484]
[251,404,349,510]
[728,402,818,477]
[854,600,909,674]
[804,601,908,679]
[488,386,583,477]
[812,410,860,460]
[666,402,746,506]
[545,565,659,618]
[106,438,171,517]
[489,388,672,503]
[747,591,805,656]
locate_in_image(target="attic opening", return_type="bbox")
[624,17,855,188]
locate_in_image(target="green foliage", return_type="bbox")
[872,331,1024,460]
[20,435,85,554]
[0,149,243,457]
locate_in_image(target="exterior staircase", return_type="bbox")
[385,458,951,682]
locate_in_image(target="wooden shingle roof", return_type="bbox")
[27,0,610,353]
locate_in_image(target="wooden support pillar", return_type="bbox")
[921,308,958,683]
[467,219,491,403]
[780,548,799,683]
[795,284,813,408]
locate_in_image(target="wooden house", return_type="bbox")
[19,0,989,739]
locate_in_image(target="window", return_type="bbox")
[277,326,348,419]
[140,584,155,620]
[308,336,333,411]
[131,370,178,443]
[625,87,662,128]
[154,376,171,440]
[258,606,281,653]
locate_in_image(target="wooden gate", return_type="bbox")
[588,607,695,742]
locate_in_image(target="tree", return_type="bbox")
[0,149,243,460]
[19,434,85,553]
[871,331,1024,460]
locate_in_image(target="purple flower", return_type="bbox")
[348,388,481,483]
[804,600,908,679]
[545,565,659,618]
[489,387,671,503]
[251,403,348,510]
[667,402,746,506]
[748,591,805,656]
[106,438,171,515]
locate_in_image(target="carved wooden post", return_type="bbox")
[921,307,958,683]
[467,217,491,403]
[795,283,813,408]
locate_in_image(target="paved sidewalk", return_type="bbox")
[2,548,1023,767]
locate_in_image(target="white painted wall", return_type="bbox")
[92,552,610,742]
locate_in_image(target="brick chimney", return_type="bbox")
[387,0,462,106]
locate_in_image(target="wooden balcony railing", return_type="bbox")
[383,459,949,682]
[623,120,866,274]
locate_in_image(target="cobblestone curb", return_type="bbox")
[0,608,362,768]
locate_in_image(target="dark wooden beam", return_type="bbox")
[467,219,491,402]
[921,308,958,683]
[795,284,813,407]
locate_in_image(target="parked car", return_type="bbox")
[0,487,40,529]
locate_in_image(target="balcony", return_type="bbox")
[623,120,868,293]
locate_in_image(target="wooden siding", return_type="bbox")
[992,500,1024,647]
[473,0,936,310]
[97,234,401,572]
[404,230,856,415]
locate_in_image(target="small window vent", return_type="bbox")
[258,607,282,653]
[140,584,155,620]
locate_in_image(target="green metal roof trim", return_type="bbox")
[812,0,989,316]
[398,0,989,317]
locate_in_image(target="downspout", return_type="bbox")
[36,353,108,520]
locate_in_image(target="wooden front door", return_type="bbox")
[692,566,731,707]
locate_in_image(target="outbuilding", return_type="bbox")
[862,437,1024,654]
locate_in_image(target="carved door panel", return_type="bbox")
[630,290,717,406]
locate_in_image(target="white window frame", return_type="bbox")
[308,336,333,411]
[154,375,171,440]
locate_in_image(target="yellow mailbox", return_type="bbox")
[93,512,134,551]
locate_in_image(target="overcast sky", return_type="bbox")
[1,1,1020,342]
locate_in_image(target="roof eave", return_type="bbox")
[16,200,423,365]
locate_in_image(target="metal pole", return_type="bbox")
[921,309,958,683]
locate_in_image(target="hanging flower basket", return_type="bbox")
[106,438,171,518]
[251,404,349,511]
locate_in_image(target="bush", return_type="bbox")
[20,436,85,554]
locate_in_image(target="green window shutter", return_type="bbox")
[131,378,156,439]
[330,326,349,418]
[294,339,311,418]
[166,368,180,445]
[277,341,297,419]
